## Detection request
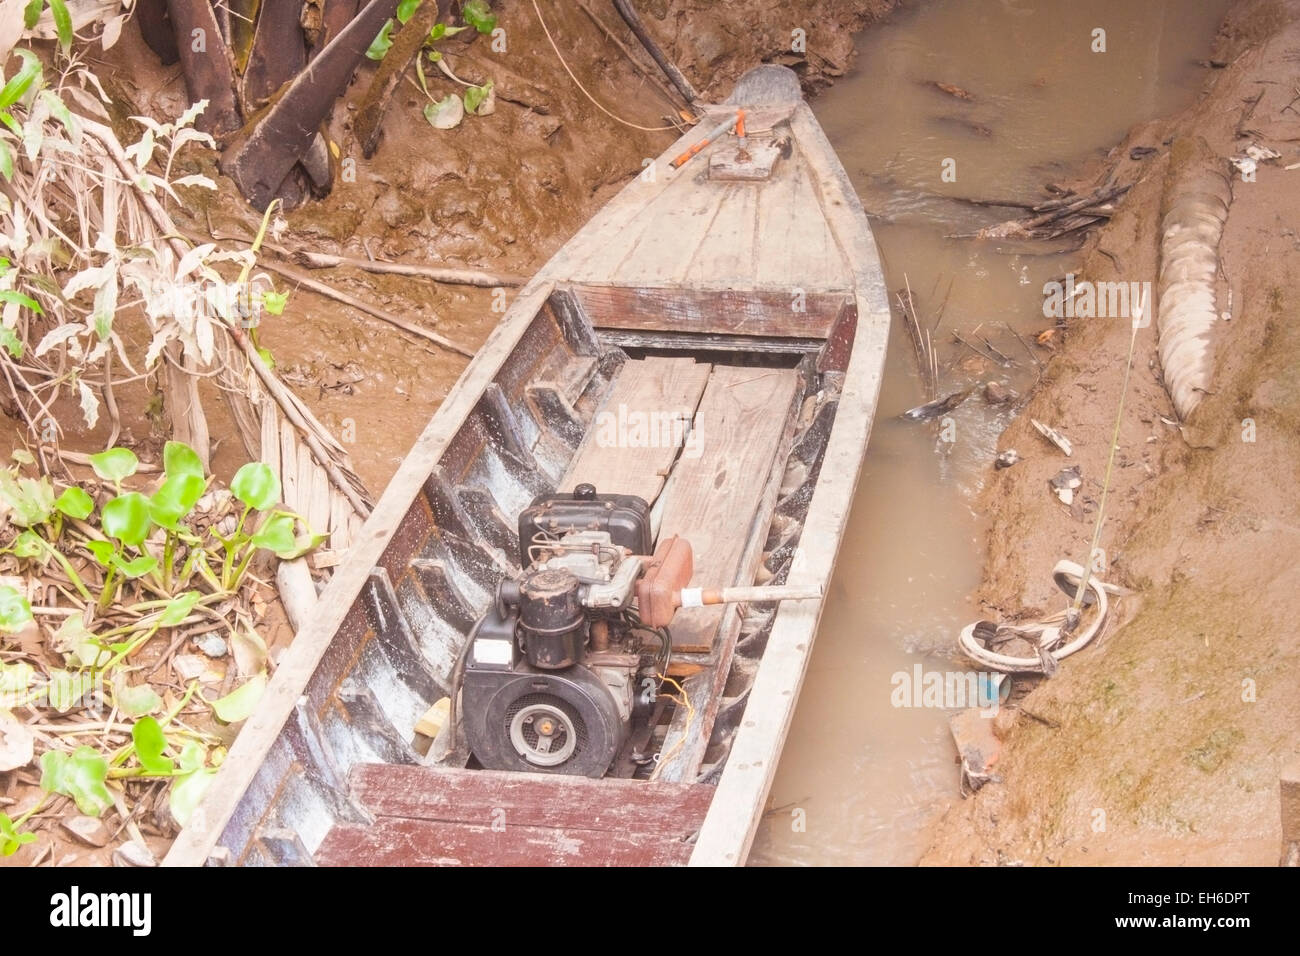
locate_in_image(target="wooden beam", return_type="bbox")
[354,0,450,158]
[221,0,403,209]
[242,0,308,108]
[165,0,242,135]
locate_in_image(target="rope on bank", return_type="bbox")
[531,0,680,132]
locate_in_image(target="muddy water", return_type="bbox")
[748,0,1229,865]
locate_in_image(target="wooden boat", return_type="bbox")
[164,66,890,868]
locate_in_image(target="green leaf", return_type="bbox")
[0,585,33,634]
[397,0,421,24]
[11,448,33,464]
[101,491,152,546]
[461,0,496,33]
[0,325,21,359]
[169,766,214,826]
[12,529,44,560]
[159,589,201,628]
[177,739,206,774]
[424,93,464,130]
[230,461,280,511]
[250,511,296,555]
[89,446,138,484]
[41,746,112,816]
[163,440,204,480]
[427,22,465,41]
[366,18,395,60]
[0,288,42,313]
[22,0,42,29]
[0,660,33,692]
[463,80,494,115]
[0,50,42,111]
[85,539,114,566]
[0,470,53,525]
[211,671,267,723]
[111,553,157,578]
[149,473,205,530]
[0,811,37,856]
[114,682,161,718]
[55,486,94,520]
[0,139,11,182]
[131,717,174,774]
[48,0,73,52]
[46,669,88,712]
[258,290,288,315]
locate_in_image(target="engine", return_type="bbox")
[461,484,685,777]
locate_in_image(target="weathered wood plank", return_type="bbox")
[573,285,845,339]
[315,817,696,866]
[654,375,804,782]
[657,365,799,652]
[348,763,711,834]
[561,356,712,507]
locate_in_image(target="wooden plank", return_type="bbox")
[653,377,803,782]
[573,285,846,338]
[685,182,759,283]
[657,365,799,652]
[315,817,695,866]
[688,103,891,866]
[561,356,712,506]
[753,152,848,293]
[348,764,712,834]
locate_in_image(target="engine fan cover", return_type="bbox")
[463,665,626,777]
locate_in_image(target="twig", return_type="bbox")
[1005,322,1043,369]
[255,258,475,358]
[286,249,523,288]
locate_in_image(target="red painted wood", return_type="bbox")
[347,764,712,836]
[315,817,696,867]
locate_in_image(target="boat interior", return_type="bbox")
[224,284,857,865]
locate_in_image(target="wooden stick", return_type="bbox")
[575,0,689,112]
[256,258,475,358]
[287,248,523,288]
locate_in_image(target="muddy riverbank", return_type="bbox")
[922,0,1300,865]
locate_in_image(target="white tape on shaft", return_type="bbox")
[680,587,703,608]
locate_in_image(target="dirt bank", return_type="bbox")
[922,0,1300,865]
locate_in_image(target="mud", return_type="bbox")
[921,0,1300,865]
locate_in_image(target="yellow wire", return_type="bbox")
[531,0,679,132]
[648,673,693,780]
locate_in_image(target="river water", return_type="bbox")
[748,0,1230,865]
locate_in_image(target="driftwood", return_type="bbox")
[355,0,450,159]
[222,0,402,209]
[288,249,524,288]
[952,183,1131,241]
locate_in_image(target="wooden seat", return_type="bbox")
[313,764,711,866]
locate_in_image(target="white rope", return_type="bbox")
[531,0,679,132]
